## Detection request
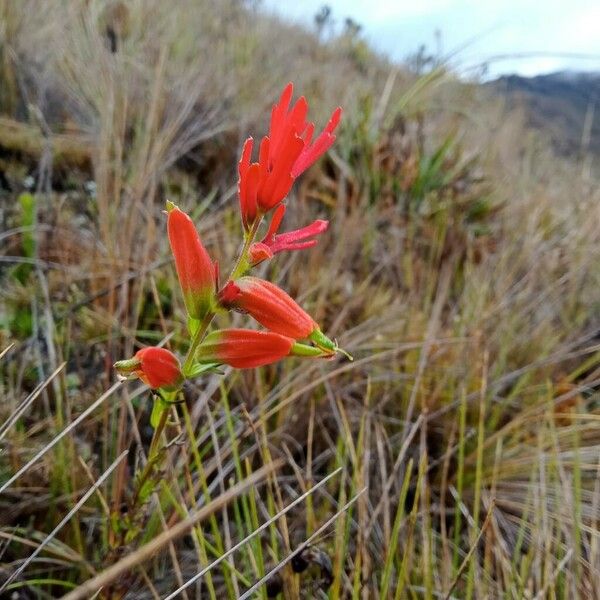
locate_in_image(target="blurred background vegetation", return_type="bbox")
[1,0,600,598]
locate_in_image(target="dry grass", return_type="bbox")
[1,1,600,598]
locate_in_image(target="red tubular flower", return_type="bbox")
[237,83,341,228]
[196,329,295,368]
[291,107,341,177]
[269,83,342,177]
[237,138,260,230]
[114,347,183,391]
[238,134,303,227]
[248,204,329,265]
[219,277,318,339]
[167,202,216,319]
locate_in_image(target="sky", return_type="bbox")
[262,0,600,78]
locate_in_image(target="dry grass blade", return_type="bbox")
[0,449,129,593]
[0,381,123,494]
[238,487,368,600]
[61,459,284,600]
[0,343,15,361]
[163,467,343,600]
[0,362,66,441]
[366,414,424,536]
[444,499,496,600]
[532,548,574,600]
[402,261,452,436]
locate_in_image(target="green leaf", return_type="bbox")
[150,395,169,429]
[137,479,155,505]
[184,362,222,378]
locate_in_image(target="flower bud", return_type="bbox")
[114,347,183,391]
[167,201,216,319]
[219,277,317,340]
[195,329,295,369]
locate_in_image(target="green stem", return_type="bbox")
[123,208,266,547]
[129,406,170,509]
[183,312,214,374]
[148,405,170,457]
[230,218,262,281]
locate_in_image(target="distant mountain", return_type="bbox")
[489,71,600,159]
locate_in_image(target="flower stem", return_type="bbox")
[129,405,170,509]
[230,218,262,280]
[183,312,214,374]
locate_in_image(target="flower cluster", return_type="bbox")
[115,83,347,396]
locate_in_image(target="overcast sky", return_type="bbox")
[263,0,600,78]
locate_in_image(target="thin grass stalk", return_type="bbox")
[379,458,414,597]
[163,467,342,599]
[1,450,129,593]
[0,381,123,494]
[61,460,283,600]
[0,362,65,441]
[238,488,367,600]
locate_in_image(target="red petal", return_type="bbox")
[265,204,286,241]
[248,242,274,265]
[326,107,342,134]
[291,107,341,177]
[231,277,317,339]
[135,347,183,390]
[219,280,241,304]
[271,83,293,135]
[239,137,253,177]
[269,219,329,254]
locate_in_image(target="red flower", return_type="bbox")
[196,329,295,368]
[248,204,328,265]
[219,277,318,339]
[114,347,183,391]
[238,135,303,229]
[269,83,342,178]
[237,83,341,229]
[167,202,216,319]
[237,139,261,230]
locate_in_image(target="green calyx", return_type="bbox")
[158,378,184,393]
[308,329,353,360]
[114,357,142,375]
[290,342,331,358]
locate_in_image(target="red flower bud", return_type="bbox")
[195,329,295,369]
[248,242,274,265]
[114,347,183,391]
[220,277,318,340]
[167,202,216,319]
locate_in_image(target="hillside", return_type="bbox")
[490,71,600,159]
